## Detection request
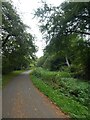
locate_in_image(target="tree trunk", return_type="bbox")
[65,56,70,67]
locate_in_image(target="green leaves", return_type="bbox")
[2,1,36,74]
[35,1,90,80]
[32,68,90,107]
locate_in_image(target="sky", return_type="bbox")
[11,0,64,58]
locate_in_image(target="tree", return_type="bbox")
[2,1,36,74]
[35,1,90,80]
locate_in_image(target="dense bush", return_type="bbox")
[36,54,67,71]
[32,67,90,107]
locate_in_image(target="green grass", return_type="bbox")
[30,68,90,119]
[32,67,90,107]
[2,70,24,87]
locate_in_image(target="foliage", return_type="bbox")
[30,70,89,119]
[35,1,90,80]
[2,1,36,74]
[36,56,46,67]
[37,53,67,71]
[32,68,90,107]
[35,2,90,36]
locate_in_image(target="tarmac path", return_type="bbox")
[2,71,69,119]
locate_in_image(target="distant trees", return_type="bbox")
[2,1,36,74]
[35,2,90,80]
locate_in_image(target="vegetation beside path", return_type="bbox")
[30,68,90,119]
[2,70,24,88]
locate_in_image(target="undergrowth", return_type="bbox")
[30,67,90,119]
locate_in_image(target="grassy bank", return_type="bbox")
[30,67,90,119]
[2,70,24,87]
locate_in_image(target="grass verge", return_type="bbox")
[30,71,89,119]
[31,68,90,107]
[2,70,24,88]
